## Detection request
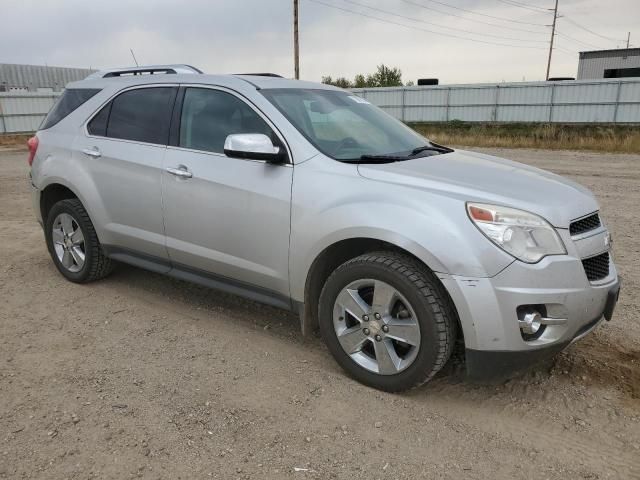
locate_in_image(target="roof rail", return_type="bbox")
[85,64,202,79]
[235,73,283,78]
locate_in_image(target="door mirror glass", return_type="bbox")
[223,134,285,163]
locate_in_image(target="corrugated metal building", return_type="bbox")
[577,48,640,80]
[0,63,95,92]
[352,78,640,123]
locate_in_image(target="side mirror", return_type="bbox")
[223,134,286,163]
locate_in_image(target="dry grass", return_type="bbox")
[4,123,640,153]
[411,122,640,153]
[0,134,30,148]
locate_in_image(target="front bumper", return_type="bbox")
[464,278,620,381]
[438,227,620,380]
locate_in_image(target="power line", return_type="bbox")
[555,30,603,50]
[306,0,547,49]
[398,0,548,34]
[494,0,549,14]
[561,16,626,43]
[403,0,547,27]
[554,45,577,55]
[553,48,578,58]
[340,0,548,43]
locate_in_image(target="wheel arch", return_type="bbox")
[40,183,80,224]
[299,236,463,345]
[38,178,104,241]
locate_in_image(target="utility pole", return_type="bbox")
[545,0,559,80]
[626,32,631,49]
[294,0,300,80]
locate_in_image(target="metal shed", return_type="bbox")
[0,63,95,93]
[577,48,640,80]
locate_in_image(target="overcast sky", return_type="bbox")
[0,0,636,84]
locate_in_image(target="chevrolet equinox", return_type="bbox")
[28,65,620,391]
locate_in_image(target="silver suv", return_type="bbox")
[28,65,620,391]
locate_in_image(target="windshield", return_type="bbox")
[261,88,445,161]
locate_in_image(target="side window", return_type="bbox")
[104,87,176,144]
[41,88,101,130]
[179,88,274,154]
[87,102,110,136]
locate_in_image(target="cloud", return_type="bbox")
[0,0,636,83]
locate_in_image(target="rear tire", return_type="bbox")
[318,251,456,392]
[45,198,114,283]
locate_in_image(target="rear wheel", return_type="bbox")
[45,199,113,283]
[318,251,456,392]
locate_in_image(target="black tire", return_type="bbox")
[44,198,114,283]
[318,251,456,392]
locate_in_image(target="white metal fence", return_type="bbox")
[0,92,60,133]
[352,78,640,124]
[2,78,640,134]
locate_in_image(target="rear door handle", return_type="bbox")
[166,166,193,179]
[82,147,101,158]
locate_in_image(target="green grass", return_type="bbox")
[410,122,640,153]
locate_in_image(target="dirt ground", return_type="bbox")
[0,147,638,479]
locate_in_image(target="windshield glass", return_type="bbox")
[260,88,435,161]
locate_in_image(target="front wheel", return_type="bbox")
[318,252,456,392]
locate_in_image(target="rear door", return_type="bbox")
[75,85,177,264]
[161,86,293,301]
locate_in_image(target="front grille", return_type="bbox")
[582,252,610,282]
[570,213,601,236]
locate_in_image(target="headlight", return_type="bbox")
[467,203,566,263]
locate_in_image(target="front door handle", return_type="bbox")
[82,147,101,158]
[166,166,193,179]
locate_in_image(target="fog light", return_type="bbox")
[519,312,543,335]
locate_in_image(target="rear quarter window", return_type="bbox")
[40,88,101,130]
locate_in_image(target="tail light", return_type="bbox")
[27,136,39,167]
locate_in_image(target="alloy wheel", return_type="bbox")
[51,213,86,273]
[332,279,421,375]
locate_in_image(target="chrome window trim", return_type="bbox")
[82,82,294,164]
[82,83,178,148]
[174,83,293,165]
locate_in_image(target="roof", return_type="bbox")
[234,74,339,90]
[0,63,95,90]
[68,70,338,92]
[579,48,640,59]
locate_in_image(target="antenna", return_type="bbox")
[130,49,139,67]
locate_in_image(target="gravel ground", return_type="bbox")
[0,147,638,479]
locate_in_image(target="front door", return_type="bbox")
[162,86,293,300]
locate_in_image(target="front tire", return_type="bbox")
[45,198,113,283]
[318,251,456,392]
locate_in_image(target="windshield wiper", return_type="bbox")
[342,142,454,164]
[411,143,454,156]
[342,155,405,164]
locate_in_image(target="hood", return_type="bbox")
[357,149,598,228]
